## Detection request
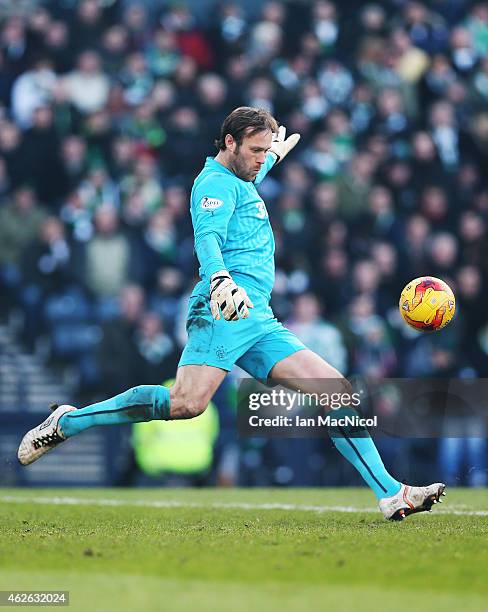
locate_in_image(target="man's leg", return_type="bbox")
[170,365,228,419]
[269,349,402,499]
[18,365,227,465]
[61,364,227,436]
[269,349,445,519]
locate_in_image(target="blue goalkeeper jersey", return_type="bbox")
[190,153,276,301]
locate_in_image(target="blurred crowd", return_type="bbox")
[0,0,487,485]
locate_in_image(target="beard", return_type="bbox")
[230,148,255,182]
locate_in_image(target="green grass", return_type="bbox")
[1,488,487,611]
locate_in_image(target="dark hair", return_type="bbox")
[214,106,278,151]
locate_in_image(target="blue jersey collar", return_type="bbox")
[205,156,235,177]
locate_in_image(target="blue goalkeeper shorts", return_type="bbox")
[178,292,306,379]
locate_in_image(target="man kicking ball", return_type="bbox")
[18,107,445,520]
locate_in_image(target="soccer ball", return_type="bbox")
[399,276,456,332]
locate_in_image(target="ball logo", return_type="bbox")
[200,196,223,210]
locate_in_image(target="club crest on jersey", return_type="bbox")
[200,196,223,210]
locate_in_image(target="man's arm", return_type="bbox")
[192,182,236,278]
[191,179,253,321]
[195,233,226,280]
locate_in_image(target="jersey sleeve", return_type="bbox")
[253,152,277,186]
[191,175,237,279]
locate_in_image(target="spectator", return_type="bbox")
[162,3,213,70]
[20,216,71,345]
[410,131,445,188]
[164,106,205,177]
[119,52,154,107]
[20,105,63,204]
[1,16,32,77]
[464,4,488,58]
[10,57,58,129]
[429,100,461,170]
[109,135,135,180]
[75,204,140,299]
[287,292,348,373]
[340,294,397,379]
[428,231,459,279]
[76,165,119,213]
[44,21,71,74]
[98,283,145,394]
[0,121,25,189]
[419,185,451,230]
[58,135,89,198]
[196,73,228,142]
[69,0,105,56]
[455,264,488,373]
[141,207,177,274]
[123,4,150,53]
[134,311,180,384]
[336,152,376,222]
[314,247,350,319]
[355,185,398,244]
[311,0,339,56]
[458,210,486,266]
[401,213,431,277]
[120,154,163,225]
[0,186,46,271]
[121,100,166,154]
[449,26,478,73]
[21,216,71,296]
[60,50,110,115]
[100,25,129,75]
[148,266,185,324]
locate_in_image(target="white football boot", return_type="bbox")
[17,403,76,465]
[379,483,446,521]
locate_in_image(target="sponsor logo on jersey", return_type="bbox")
[200,196,223,210]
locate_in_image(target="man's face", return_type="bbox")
[227,129,272,181]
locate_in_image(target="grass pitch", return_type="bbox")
[1,488,487,612]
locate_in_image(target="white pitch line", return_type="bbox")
[0,495,377,513]
[1,495,488,516]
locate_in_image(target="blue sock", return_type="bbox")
[58,385,171,438]
[328,407,401,499]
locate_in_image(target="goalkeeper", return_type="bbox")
[18,107,445,520]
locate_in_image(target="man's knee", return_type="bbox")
[184,397,208,418]
[170,385,209,419]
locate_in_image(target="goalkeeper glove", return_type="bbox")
[269,125,300,163]
[210,270,254,321]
